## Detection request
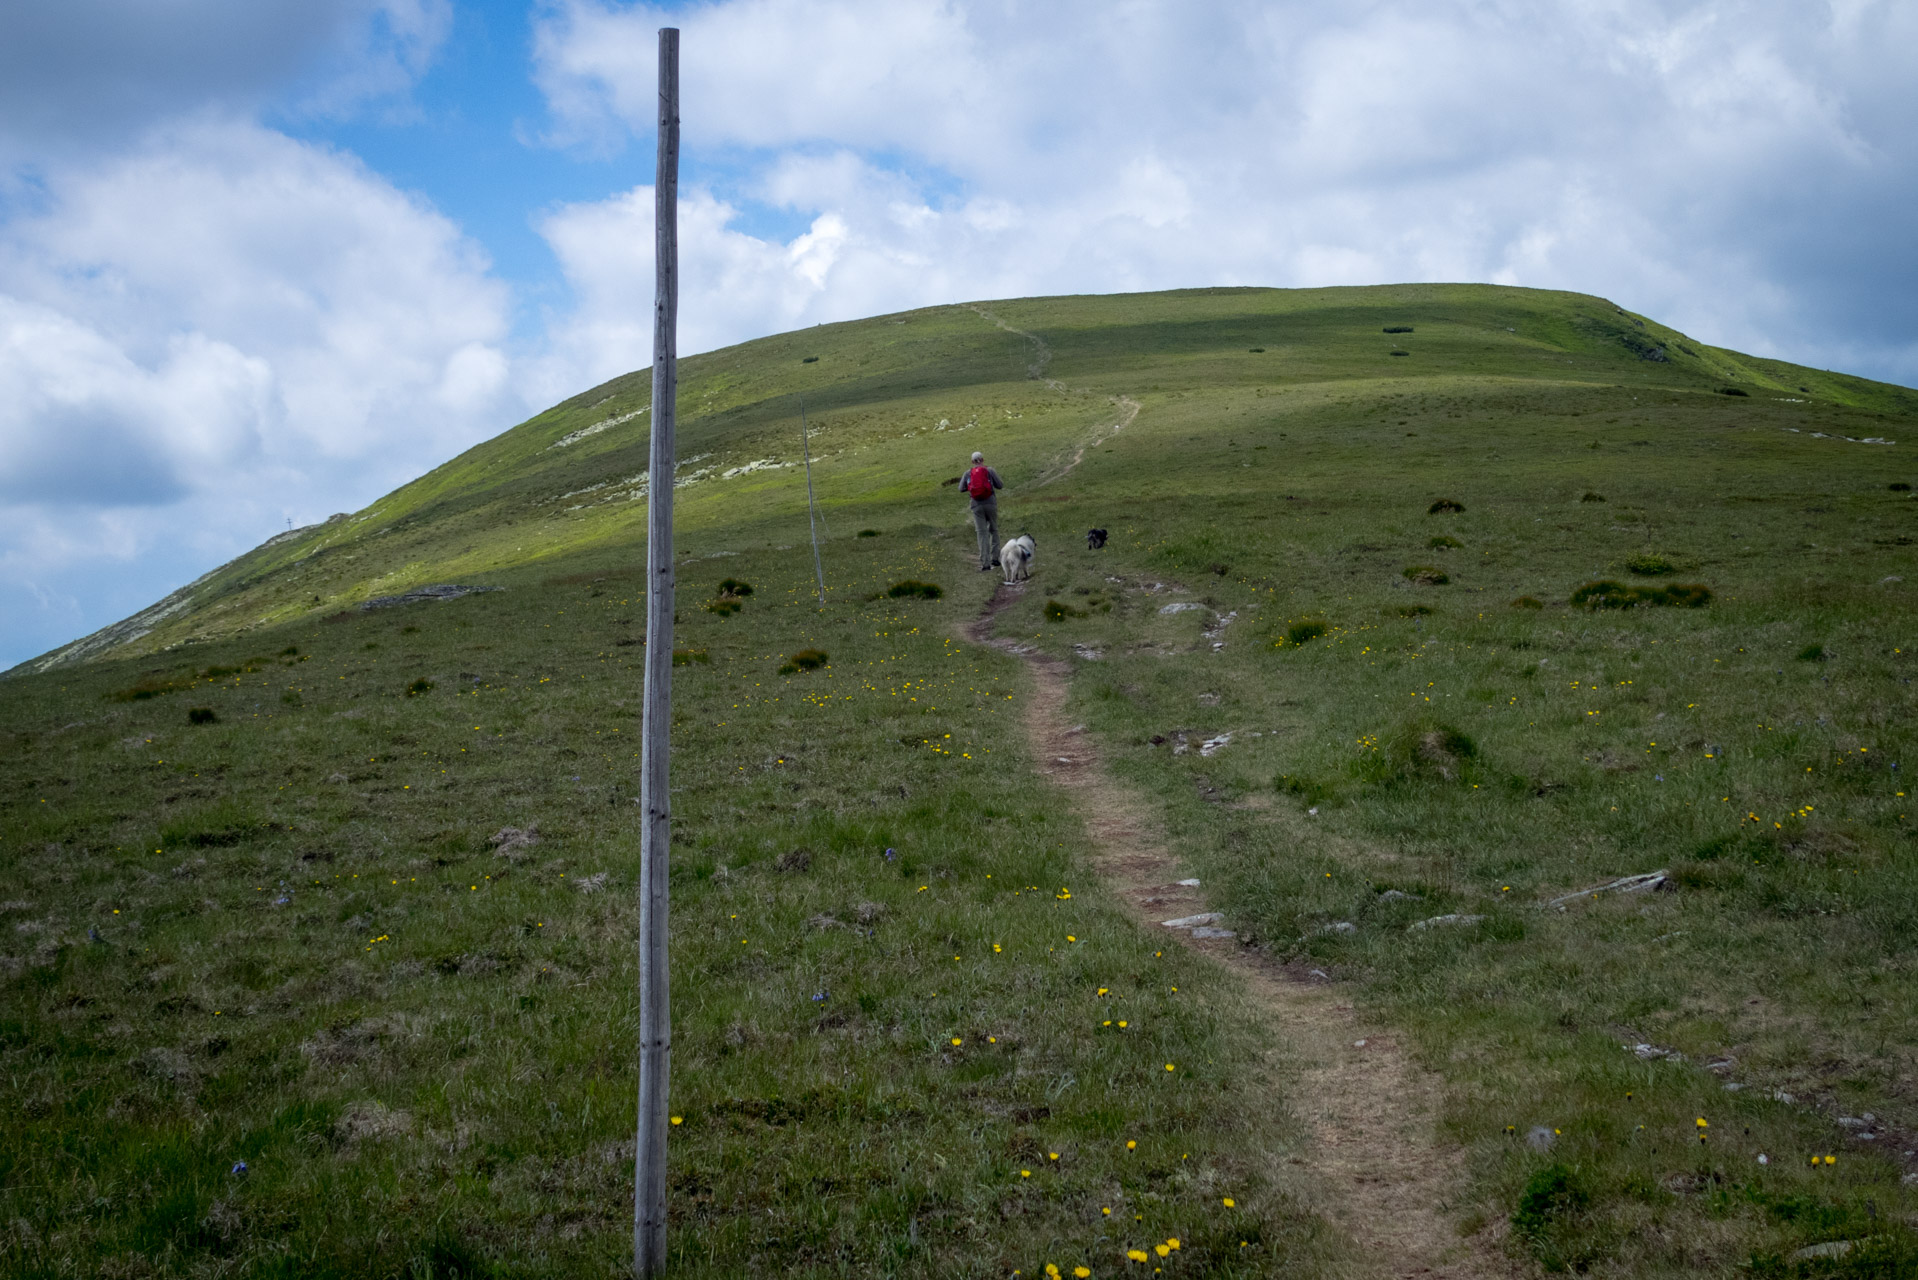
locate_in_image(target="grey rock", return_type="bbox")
[1526,1126,1556,1152]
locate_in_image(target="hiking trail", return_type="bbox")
[964,585,1512,1279]
[964,303,1139,485]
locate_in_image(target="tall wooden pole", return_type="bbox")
[635,25,678,1280]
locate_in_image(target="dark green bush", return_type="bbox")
[1571,580,1712,609]
[1402,565,1449,585]
[778,649,827,674]
[1428,498,1464,514]
[1428,535,1462,549]
[1719,387,1750,396]
[1580,491,1606,503]
[1383,326,1414,334]
[1398,604,1434,617]
[406,678,435,697]
[1512,1163,1597,1273]
[716,579,754,596]
[1043,599,1086,621]
[887,580,943,599]
[1626,554,1675,575]
[187,707,219,725]
[1797,644,1828,662]
[1510,596,1545,610]
[1283,618,1328,646]
[1890,482,1911,492]
[705,598,742,617]
[856,529,881,537]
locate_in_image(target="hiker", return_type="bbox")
[956,451,1004,571]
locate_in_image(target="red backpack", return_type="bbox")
[965,465,994,499]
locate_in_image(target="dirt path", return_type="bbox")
[966,585,1512,1279]
[963,304,1140,485]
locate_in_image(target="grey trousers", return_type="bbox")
[970,497,1000,568]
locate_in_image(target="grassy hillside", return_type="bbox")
[4,283,1917,1277]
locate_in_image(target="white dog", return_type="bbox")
[1000,534,1036,585]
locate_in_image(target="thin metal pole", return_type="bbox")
[635,25,678,1280]
[799,398,827,606]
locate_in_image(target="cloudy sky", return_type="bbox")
[2,0,1914,667]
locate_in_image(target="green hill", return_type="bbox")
[4,283,1917,1277]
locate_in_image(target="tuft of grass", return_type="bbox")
[1797,644,1828,662]
[1428,535,1463,550]
[716,578,754,596]
[856,528,881,537]
[186,706,219,725]
[1509,596,1545,610]
[1720,386,1751,396]
[1626,553,1676,575]
[705,598,742,616]
[1427,498,1464,514]
[1580,491,1607,502]
[1402,565,1449,585]
[886,579,944,599]
[1397,603,1435,617]
[1282,618,1329,646]
[405,677,435,697]
[1512,1164,1598,1273]
[1383,326,1415,334]
[1043,599,1087,621]
[778,647,828,673]
[672,648,711,666]
[1890,482,1911,492]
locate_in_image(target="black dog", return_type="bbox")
[1086,528,1108,550]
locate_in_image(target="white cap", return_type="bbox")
[971,451,983,463]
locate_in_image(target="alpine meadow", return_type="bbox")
[4,283,1917,1279]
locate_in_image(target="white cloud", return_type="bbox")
[0,116,515,663]
[531,0,1918,384]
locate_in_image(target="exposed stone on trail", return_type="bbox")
[1198,733,1231,757]
[1162,912,1225,929]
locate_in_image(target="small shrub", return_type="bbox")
[187,707,219,725]
[1626,553,1675,575]
[1044,599,1086,621]
[1389,350,1409,357]
[716,579,754,597]
[280,646,299,656]
[1797,644,1828,662]
[705,598,742,617]
[887,580,943,599]
[1383,326,1414,334]
[672,649,711,667]
[1398,604,1434,617]
[856,528,881,537]
[1571,580,1713,610]
[774,847,812,873]
[1428,535,1462,549]
[1580,491,1606,503]
[400,625,419,634]
[1208,562,1230,576]
[1719,387,1749,396]
[801,355,818,363]
[1891,482,1911,492]
[1427,498,1464,514]
[1283,618,1328,646]
[1569,580,1635,609]
[406,678,435,697]
[1247,347,1265,353]
[1655,583,1713,608]
[1276,774,1336,806]
[1510,596,1544,609]
[1402,565,1449,585]
[779,649,828,674]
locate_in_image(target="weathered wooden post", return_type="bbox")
[634,24,678,1280]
